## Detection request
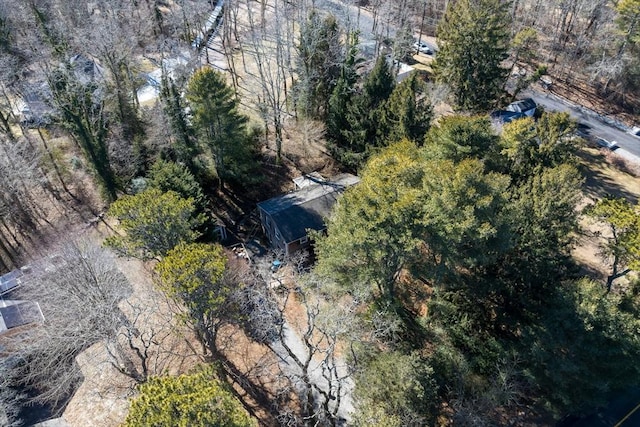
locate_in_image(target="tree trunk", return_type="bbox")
[36,128,77,201]
[606,252,631,293]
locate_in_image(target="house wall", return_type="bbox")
[285,237,310,256]
[258,209,285,252]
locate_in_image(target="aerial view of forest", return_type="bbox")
[0,0,639,426]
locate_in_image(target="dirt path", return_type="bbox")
[269,316,355,423]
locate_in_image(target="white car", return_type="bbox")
[629,126,640,138]
[412,41,432,55]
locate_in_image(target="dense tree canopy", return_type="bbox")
[316,140,425,297]
[295,12,343,119]
[186,68,256,186]
[123,368,255,427]
[502,163,584,288]
[615,0,640,51]
[316,139,511,298]
[337,55,396,168]
[146,159,206,211]
[156,242,227,308]
[155,242,232,356]
[433,0,510,111]
[380,73,433,144]
[314,109,630,423]
[522,279,640,414]
[105,188,203,259]
[326,31,361,147]
[160,72,198,173]
[424,115,499,163]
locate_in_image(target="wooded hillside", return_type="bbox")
[0,1,639,426]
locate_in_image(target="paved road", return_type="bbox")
[317,0,438,55]
[314,2,637,162]
[314,0,442,57]
[523,88,640,159]
[315,0,382,41]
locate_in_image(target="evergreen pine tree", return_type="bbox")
[186,68,256,187]
[379,72,433,144]
[432,0,510,112]
[296,12,343,119]
[362,55,396,107]
[147,159,205,211]
[423,115,499,163]
[159,70,198,174]
[326,32,361,160]
[337,55,396,169]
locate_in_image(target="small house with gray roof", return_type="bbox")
[0,265,44,337]
[0,300,44,337]
[257,173,360,255]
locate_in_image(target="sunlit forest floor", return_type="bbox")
[573,146,640,283]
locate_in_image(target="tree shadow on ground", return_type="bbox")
[578,149,639,204]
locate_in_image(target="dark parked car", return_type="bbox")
[505,98,537,117]
[490,110,525,123]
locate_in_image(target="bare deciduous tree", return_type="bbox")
[243,0,292,163]
[0,239,131,411]
[239,256,357,426]
[0,134,57,266]
[103,286,186,385]
[0,371,24,427]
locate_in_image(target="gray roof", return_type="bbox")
[69,54,104,85]
[0,265,37,296]
[0,300,44,333]
[0,269,23,296]
[19,83,53,125]
[258,174,360,243]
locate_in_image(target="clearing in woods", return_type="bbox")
[573,147,640,282]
